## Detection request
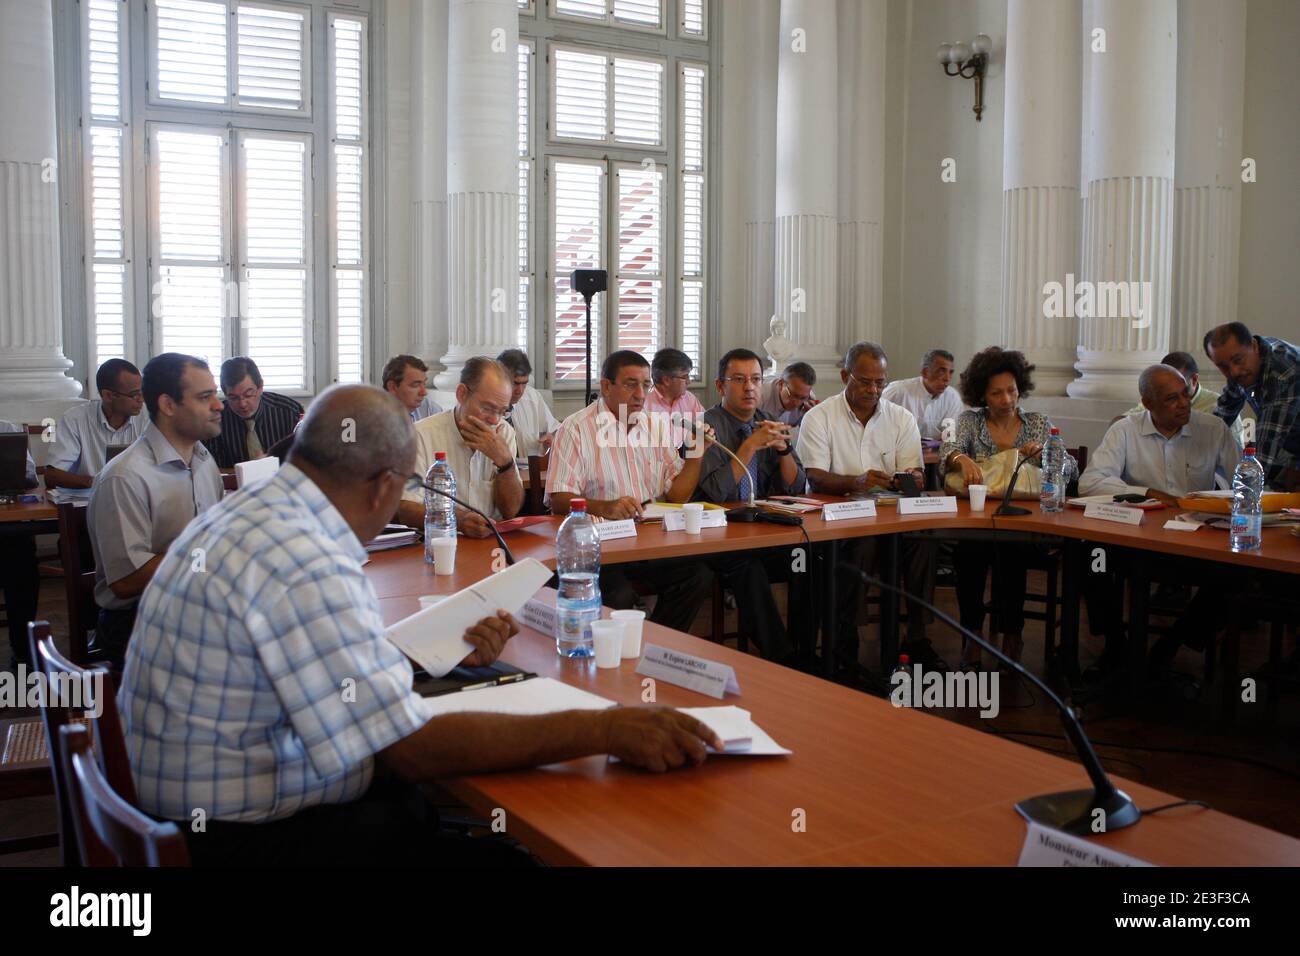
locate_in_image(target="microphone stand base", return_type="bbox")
[1015,787,1141,836]
[994,504,1032,516]
[725,506,760,522]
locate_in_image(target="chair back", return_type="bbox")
[525,453,548,515]
[56,502,97,664]
[59,725,188,867]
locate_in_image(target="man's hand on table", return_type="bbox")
[600,707,724,772]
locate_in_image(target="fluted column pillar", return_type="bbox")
[410,0,449,374]
[1172,0,1246,357]
[1001,0,1081,396]
[743,0,779,349]
[1068,0,1177,399]
[773,0,840,385]
[0,0,81,414]
[435,0,518,389]
[836,0,885,351]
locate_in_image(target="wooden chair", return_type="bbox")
[59,725,188,867]
[1023,446,1088,670]
[26,620,134,865]
[56,501,98,665]
[0,714,59,857]
[524,453,549,516]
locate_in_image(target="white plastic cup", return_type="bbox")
[611,609,646,659]
[591,620,624,668]
[683,502,705,534]
[418,595,444,611]
[431,536,457,576]
[968,484,988,512]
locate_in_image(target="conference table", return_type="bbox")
[364,530,1300,867]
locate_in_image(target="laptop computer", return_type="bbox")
[0,433,32,493]
[105,443,130,463]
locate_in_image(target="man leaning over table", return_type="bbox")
[796,341,943,676]
[1079,364,1243,679]
[1123,350,1244,447]
[693,348,805,665]
[546,349,716,634]
[119,384,723,867]
[396,357,523,538]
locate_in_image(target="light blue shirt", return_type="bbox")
[1079,410,1241,498]
[119,463,430,824]
[413,395,443,422]
[48,400,145,476]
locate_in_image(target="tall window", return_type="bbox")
[75,0,372,393]
[521,0,711,388]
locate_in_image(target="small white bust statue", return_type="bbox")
[763,314,795,375]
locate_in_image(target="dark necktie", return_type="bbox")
[736,424,761,502]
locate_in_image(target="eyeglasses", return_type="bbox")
[846,371,887,390]
[724,375,765,387]
[780,382,812,403]
[666,372,691,382]
[228,388,260,402]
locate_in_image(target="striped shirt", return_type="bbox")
[203,391,304,468]
[119,463,431,824]
[643,385,706,449]
[545,400,684,507]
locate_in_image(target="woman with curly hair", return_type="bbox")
[938,347,1077,670]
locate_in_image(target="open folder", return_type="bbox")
[384,557,553,678]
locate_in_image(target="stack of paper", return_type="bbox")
[234,456,279,488]
[47,487,92,507]
[755,496,823,515]
[418,677,615,718]
[365,528,418,552]
[677,705,792,756]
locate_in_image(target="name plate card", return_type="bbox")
[1017,822,1154,868]
[822,499,878,521]
[1083,502,1144,526]
[636,643,741,700]
[595,518,638,541]
[519,597,557,636]
[662,509,728,532]
[898,495,959,516]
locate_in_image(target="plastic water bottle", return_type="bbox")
[555,498,601,658]
[1230,445,1264,553]
[1040,427,1066,513]
[423,452,457,564]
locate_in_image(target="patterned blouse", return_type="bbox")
[939,408,1078,482]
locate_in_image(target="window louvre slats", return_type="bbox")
[156,129,225,262]
[243,137,307,263]
[331,13,367,382]
[155,0,228,104]
[87,0,123,120]
[553,48,607,141]
[552,160,604,382]
[332,17,364,140]
[612,0,661,29]
[681,0,706,37]
[236,6,306,110]
[554,0,607,21]
[613,57,663,145]
[616,163,663,354]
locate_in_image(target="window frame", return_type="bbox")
[548,40,668,151]
[549,0,668,37]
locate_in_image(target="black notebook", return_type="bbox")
[413,660,536,697]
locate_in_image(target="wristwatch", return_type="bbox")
[775,443,793,457]
[495,459,513,475]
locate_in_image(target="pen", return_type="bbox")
[460,672,530,693]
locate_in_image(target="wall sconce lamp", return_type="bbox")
[937,34,992,122]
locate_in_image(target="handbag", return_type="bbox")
[944,447,1042,499]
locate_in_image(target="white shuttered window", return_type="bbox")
[75,0,372,394]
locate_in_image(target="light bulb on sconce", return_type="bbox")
[939,34,991,122]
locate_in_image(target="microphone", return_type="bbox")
[994,451,1033,517]
[838,563,1141,836]
[408,475,516,566]
[685,419,802,524]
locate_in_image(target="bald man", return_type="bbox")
[120,384,721,867]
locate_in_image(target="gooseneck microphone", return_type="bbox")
[994,450,1034,517]
[839,563,1141,836]
[687,420,803,525]
[408,475,516,566]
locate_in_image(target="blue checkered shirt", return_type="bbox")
[1213,336,1300,487]
[119,464,430,824]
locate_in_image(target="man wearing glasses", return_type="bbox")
[797,342,943,676]
[760,361,818,429]
[644,348,707,450]
[44,358,146,489]
[396,357,523,538]
[204,357,304,470]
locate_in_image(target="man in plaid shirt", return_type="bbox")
[1204,322,1300,489]
[120,384,721,866]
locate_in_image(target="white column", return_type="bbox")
[1172,0,1246,357]
[743,0,779,348]
[435,0,518,389]
[773,0,840,385]
[1001,0,1081,396]
[836,0,885,351]
[410,0,449,372]
[1069,0,1177,399]
[0,0,81,413]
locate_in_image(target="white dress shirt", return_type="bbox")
[401,409,519,519]
[48,400,145,477]
[880,376,966,441]
[795,390,924,477]
[1079,410,1242,498]
[507,385,560,458]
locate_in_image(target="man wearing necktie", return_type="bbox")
[695,349,808,666]
[204,357,304,470]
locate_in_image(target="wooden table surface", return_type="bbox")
[0,495,57,524]
[370,580,1300,866]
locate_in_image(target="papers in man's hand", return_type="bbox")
[234,455,279,488]
[419,676,615,718]
[384,558,553,677]
[678,705,791,756]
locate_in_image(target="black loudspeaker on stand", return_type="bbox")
[570,269,607,406]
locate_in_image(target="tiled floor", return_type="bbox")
[3,567,1297,867]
